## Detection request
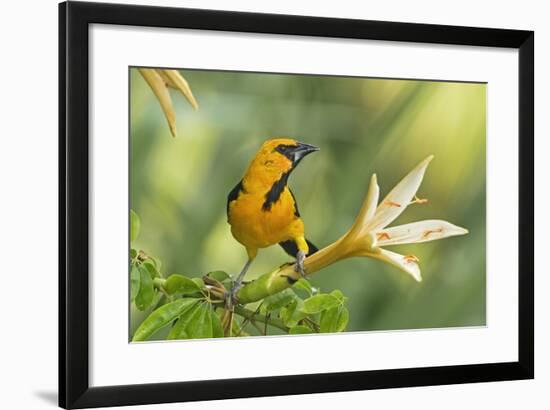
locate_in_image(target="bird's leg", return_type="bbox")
[226,258,252,309]
[295,250,307,278]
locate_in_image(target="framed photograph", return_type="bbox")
[59,1,534,408]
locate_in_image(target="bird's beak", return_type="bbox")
[293,142,320,162]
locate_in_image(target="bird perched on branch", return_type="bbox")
[226,138,320,305]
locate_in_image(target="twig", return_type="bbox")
[233,306,289,332]
[302,317,320,333]
[235,302,263,336]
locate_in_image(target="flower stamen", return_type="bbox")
[376,232,391,241]
[410,195,428,205]
[422,228,443,239]
[403,254,420,263]
[384,200,401,208]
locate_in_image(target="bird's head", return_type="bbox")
[254,138,320,173]
[243,138,319,191]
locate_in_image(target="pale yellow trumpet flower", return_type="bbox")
[343,155,468,281]
[238,155,468,304]
[138,68,198,137]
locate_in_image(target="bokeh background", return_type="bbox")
[130,67,486,334]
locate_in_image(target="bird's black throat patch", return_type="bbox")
[262,171,290,211]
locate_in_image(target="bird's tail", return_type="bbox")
[305,239,318,256]
[279,238,319,258]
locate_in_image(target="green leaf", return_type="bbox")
[130,209,140,243]
[301,294,340,314]
[148,256,162,271]
[289,325,313,335]
[168,302,214,340]
[293,278,313,295]
[167,303,201,340]
[231,315,243,336]
[320,305,349,333]
[280,300,297,323]
[135,265,155,310]
[130,248,137,260]
[130,264,141,301]
[186,303,213,339]
[207,271,231,282]
[132,298,198,341]
[280,299,307,327]
[330,289,348,303]
[150,290,164,311]
[164,274,202,295]
[192,277,205,288]
[143,261,160,278]
[211,307,224,338]
[261,289,296,313]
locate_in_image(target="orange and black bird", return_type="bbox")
[226,138,320,302]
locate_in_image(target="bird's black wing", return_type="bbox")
[227,179,244,221]
[279,187,317,257]
[279,239,319,258]
[288,188,301,217]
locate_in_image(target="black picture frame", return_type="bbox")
[59,1,534,408]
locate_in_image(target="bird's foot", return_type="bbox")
[295,250,307,278]
[225,259,252,310]
[225,281,243,310]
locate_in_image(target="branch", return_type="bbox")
[233,305,289,332]
[236,156,469,305]
[234,174,378,306]
[236,239,348,305]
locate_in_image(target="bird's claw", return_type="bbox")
[225,282,242,310]
[295,250,307,278]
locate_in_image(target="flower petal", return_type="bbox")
[367,155,434,231]
[375,220,469,247]
[138,68,177,137]
[368,248,422,282]
[159,69,199,111]
[352,174,379,235]
[363,174,379,224]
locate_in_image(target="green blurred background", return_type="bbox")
[130,68,486,333]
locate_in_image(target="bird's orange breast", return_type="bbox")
[228,187,304,250]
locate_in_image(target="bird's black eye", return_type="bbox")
[274,144,295,159]
[274,144,288,154]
